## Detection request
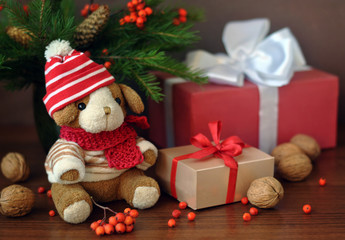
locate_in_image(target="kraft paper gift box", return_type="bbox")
[148,69,339,152]
[155,144,274,210]
[155,119,274,210]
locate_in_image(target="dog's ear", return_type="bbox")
[52,103,79,126]
[119,84,144,114]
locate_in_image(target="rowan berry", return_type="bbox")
[47,189,52,198]
[129,14,137,22]
[83,4,90,11]
[179,201,187,209]
[49,210,55,217]
[132,0,139,6]
[144,7,153,15]
[124,216,134,225]
[81,9,88,17]
[119,18,126,25]
[124,15,131,23]
[129,209,139,218]
[23,5,29,15]
[303,204,312,214]
[172,209,181,218]
[136,17,144,24]
[38,187,45,194]
[104,224,114,235]
[249,207,258,216]
[241,197,249,205]
[319,177,326,186]
[178,8,187,17]
[0,5,3,11]
[124,208,131,214]
[126,224,134,233]
[127,2,134,9]
[97,219,105,226]
[173,18,180,26]
[90,221,99,231]
[115,213,126,222]
[168,218,176,227]
[104,61,111,69]
[136,3,145,10]
[90,3,99,12]
[179,16,187,23]
[138,10,146,17]
[187,212,196,221]
[115,223,126,233]
[108,216,118,226]
[243,212,251,222]
[136,22,144,29]
[95,226,105,236]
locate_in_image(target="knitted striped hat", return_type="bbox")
[43,39,115,117]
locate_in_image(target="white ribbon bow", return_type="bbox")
[186,18,306,87]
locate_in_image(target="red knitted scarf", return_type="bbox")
[60,116,149,170]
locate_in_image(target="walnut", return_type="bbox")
[290,134,321,160]
[0,185,35,217]
[277,153,312,181]
[1,152,30,182]
[247,176,284,208]
[271,143,303,166]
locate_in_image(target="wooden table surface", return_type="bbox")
[1,126,345,240]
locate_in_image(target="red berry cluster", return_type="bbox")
[119,0,153,29]
[90,208,139,236]
[240,197,258,222]
[168,201,196,228]
[81,3,100,17]
[173,8,188,26]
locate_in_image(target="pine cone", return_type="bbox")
[74,5,110,47]
[6,26,33,47]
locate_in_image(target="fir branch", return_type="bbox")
[141,56,208,84]
[39,0,45,37]
[131,71,163,102]
[0,55,10,70]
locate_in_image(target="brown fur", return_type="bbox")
[52,83,144,126]
[51,183,93,219]
[119,84,144,114]
[143,150,157,166]
[80,168,160,205]
[60,169,79,181]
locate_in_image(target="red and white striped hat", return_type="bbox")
[43,39,115,117]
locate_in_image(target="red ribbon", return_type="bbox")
[170,121,246,204]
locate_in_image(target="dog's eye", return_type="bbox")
[78,103,86,110]
[115,98,121,105]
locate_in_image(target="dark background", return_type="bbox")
[1,0,344,126]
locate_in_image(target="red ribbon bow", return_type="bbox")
[170,121,247,204]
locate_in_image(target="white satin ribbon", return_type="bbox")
[186,18,306,87]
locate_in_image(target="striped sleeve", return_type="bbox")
[45,139,86,184]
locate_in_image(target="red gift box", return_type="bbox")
[148,69,338,151]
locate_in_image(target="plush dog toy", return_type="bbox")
[43,40,160,224]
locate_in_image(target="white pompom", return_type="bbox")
[45,39,73,61]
